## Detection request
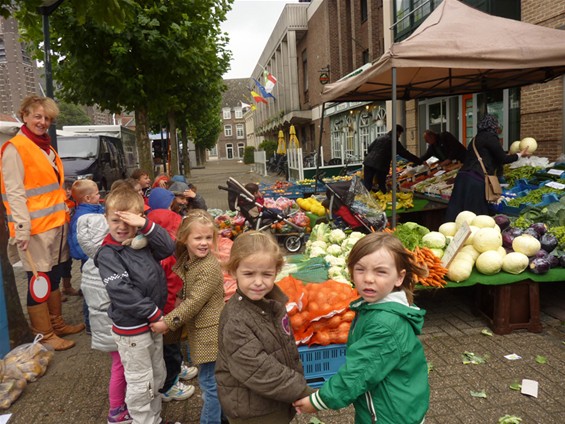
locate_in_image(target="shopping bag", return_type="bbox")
[485,175,502,202]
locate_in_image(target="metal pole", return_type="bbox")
[42,13,57,150]
[314,103,327,194]
[391,67,397,228]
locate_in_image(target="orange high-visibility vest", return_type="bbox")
[1,134,67,237]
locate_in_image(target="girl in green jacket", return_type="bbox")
[294,232,430,423]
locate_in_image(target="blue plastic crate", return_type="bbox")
[298,344,347,388]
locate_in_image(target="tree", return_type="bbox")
[55,101,91,129]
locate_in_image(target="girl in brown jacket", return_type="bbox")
[215,231,314,424]
[150,210,225,424]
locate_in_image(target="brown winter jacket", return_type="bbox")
[215,285,314,422]
[166,251,224,365]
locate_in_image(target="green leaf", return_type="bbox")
[308,418,325,424]
[481,328,493,336]
[509,382,522,391]
[462,351,487,365]
[498,415,522,424]
[427,362,434,373]
[470,390,487,398]
[535,355,547,364]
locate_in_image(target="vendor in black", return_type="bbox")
[363,124,423,193]
[445,114,530,221]
[420,130,467,166]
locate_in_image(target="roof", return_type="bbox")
[222,78,251,108]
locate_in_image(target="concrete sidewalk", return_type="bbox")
[4,160,565,423]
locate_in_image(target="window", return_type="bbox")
[224,125,232,137]
[0,38,6,63]
[360,0,368,22]
[236,124,244,139]
[237,143,245,158]
[21,43,31,65]
[223,108,231,120]
[209,146,218,156]
[226,143,234,159]
[235,108,243,119]
[362,49,370,65]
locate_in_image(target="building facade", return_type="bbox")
[250,0,565,168]
[213,78,249,160]
[0,17,40,119]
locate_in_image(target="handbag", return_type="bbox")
[471,138,502,202]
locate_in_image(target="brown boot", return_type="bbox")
[27,303,75,351]
[62,277,82,296]
[47,289,86,336]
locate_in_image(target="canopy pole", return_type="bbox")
[391,67,397,228]
[314,102,327,194]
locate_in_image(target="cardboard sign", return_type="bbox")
[547,168,564,176]
[441,221,472,268]
[545,181,565,190]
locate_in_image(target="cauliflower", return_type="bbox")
[311,240,328,250]
[348,231,365,241]
[331,274,352,285]
[324,255,346,267]
[328,266,344,278]
[326,244,342,257]
[328,229,347,244]
[309,246,326,258]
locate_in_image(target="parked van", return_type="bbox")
[57,134,126,191]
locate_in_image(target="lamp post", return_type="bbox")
[38,0,64,150]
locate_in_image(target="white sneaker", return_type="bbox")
[179,363,198,381]
[161,380,195,402]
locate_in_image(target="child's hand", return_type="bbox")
[293,395,316,414]
[115,211,146,228]
[150,319,169,334]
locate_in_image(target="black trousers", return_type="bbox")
[161,342,183,392]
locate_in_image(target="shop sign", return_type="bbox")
[319,72,330,85]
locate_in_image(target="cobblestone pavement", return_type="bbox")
[4,160,565,424]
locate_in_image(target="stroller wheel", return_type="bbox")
[284,235,302,253]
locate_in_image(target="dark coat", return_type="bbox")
[363,132,423,172]
[420,131,467,163]
[215,285,313,421]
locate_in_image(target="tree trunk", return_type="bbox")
[168,111,179,176]
[180,122,191,177]
[135,108,154,178]
[0,201,33,349]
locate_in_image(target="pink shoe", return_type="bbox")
[107,404,132,424]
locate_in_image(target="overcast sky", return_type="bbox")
[221,0,300,79]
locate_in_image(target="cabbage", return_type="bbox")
[475,250,503,275]
[459,245,480,261]
[509,140,521,154]
[422,231,446,249]
[520,137,537,154]
[472,227,502,253]
[471,215,496,229]
[464,226,480,246]
[447,259,473,282]
[501,252,529,274]
[326,244,342,256]
[453,251,476,266]
[455,211,476,229]
[512,234,541,257]
[430,248,444,259]
[328,229,347,244]
[439,222,457,237]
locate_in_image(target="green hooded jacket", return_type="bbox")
[310,292,429,423]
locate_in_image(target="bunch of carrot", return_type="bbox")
[410,246,448,288]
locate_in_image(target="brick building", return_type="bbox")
[249,0,565,168]
[213,78,249,160]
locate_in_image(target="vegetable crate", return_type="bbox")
[298,344,347,388]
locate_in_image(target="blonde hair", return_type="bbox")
[71,179,98,203]
[225,231,284,276]
[19,96,59,121]
[346,232,427,304]
[175,210,217,258]
[104,186,144,215]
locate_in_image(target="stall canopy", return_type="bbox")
[321,0,565,103]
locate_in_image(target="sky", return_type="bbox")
[221,0,300,79]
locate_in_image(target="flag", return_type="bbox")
[264,72,277,94]
[253,78,275,100]
[240,101,252,110]
[251,90,267,104]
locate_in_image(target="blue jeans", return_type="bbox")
[198,361,221,424]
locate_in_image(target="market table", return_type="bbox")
[386,197,447,231]
[284,255,564,335]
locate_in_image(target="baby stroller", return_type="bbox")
[218,177,307,253]
[321,175,387,233]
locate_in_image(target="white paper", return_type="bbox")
[504,353,522,360]
[547,168,564,176]
[545,181,565,190]
[521,379,539,398]
[0,414,12,424]
[434,170,446,176]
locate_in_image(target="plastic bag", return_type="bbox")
[3,335,54,382]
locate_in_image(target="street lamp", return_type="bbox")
[38,0,64,150]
